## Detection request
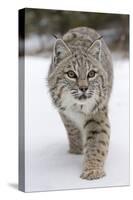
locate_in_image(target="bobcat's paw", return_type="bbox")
[80,169,105,180]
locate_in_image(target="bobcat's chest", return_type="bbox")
[63,107,85,130]
[61,91,94,130]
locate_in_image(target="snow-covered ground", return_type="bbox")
[24,55,129,192]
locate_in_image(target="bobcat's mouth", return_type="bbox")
[78,94,87,100]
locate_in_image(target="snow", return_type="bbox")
[24,55,129,192]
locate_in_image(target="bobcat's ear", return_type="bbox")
[53,39,71,65]
[87,39,101,61]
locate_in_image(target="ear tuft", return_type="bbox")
[53,39,71,65]
[87,39,101,61]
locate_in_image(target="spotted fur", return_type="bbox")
[47,27,113,180]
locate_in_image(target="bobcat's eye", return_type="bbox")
[67,70,77,79]
[88,70,96,78]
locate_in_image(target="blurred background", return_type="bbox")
[20,8,129,57]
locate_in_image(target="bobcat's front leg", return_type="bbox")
[60,112,83,154]
[81,109,110,180]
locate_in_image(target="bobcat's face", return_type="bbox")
[48,39,107,109]
[62,56,106,104]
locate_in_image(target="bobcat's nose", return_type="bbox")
[79,86,88,92]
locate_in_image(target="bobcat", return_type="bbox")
[47,27,113,180]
